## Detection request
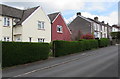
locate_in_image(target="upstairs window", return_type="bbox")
[94,23,96,30]
[4,17,10,26]
[38,38,44,42]
[38,21,45,29]
[57,25,63,33]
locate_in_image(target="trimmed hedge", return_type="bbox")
[2,42,50,67]
[53,39,98,57]
[98,38,110,47]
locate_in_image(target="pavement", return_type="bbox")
[2,45,119,78]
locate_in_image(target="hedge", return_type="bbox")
[2,42,50,67]
[53,39,98,57]
[98,38,110,47]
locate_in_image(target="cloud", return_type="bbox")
[85,2,106,12]
[43,0,85,12]
[66,11,118,25]
[64,14,76,24]
[1,0,119,2]
[1,0,118,25]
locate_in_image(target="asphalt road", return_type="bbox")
[3,45,119,78]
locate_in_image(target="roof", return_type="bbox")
[48,12,60,23]
[77,15,92,23]
[87,18,101,24]
[0,4,23,19]
[112,25,120,28]
[0,4,39,25]
[48,12,72,34]
[88,18,111,27]
[16,6,39,25]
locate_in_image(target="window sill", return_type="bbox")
[57,31,63,34]
[3,26,10,27]
[38,29,45,31]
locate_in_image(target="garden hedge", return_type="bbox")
[98,38,110,47]
[2,42,50,67]
[53,39,98,57]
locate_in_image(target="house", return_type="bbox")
[88,17,110,39]
[69,12,110,41]
[48,12,71,41]
[0,4,51,42]
[106,23,112,39]
[88,17,102,39]
[100,21,108,38]
[68,12,93,41]
[112,25,120,32]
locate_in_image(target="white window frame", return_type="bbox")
[94,23,97,30]
[29,37,32,42]
[38,21,45,29]
[3,17,10,26]
[57,25,63,33]
[4,37,10,41]
[38,38,45,42]
[16,36,21,42]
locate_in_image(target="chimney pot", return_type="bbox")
[77,12,81,16]
[94,17,98,21]
[102,21,104,23]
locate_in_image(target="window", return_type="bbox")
[4,37,9,41]
[16,36,21,42]
[38,38,44,42]
[38,21,45,29]
[57,25,63,33]
[29,37,32,42]
[16,38,21,41]
[4,17,10,26]
[104,27,105,32]
[94,23,96,30]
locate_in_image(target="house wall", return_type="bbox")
[21,7,51,43]
[112,27,119,32]
[92,22,102,38]
[101,25,107,38]
[0,16,2,41]
[0,16,12,41]
[69,16,91,41]
[13,25,22,41]
[52,14,71,41]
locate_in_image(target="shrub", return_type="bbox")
[98,38,110,47]
[81,34,94,39]
[111,32,120,44]
[111,32,120,39]
[2,42,50,67]
[53,39,98,57]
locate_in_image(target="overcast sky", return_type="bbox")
[0,0,119,25]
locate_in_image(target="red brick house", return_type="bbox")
[48,12,71,41]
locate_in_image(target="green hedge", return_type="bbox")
[53,39,98,57]
[98,38,110,47]
[2,42,50,67]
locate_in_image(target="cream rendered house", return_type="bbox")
[0,14,13,41]
[0,4,51,42]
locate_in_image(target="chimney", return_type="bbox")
[102,21,104,24]
[94,17,98,21]
[107,23,109,25]
[77,12,81,16]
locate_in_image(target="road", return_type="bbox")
[3,45,119,78]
